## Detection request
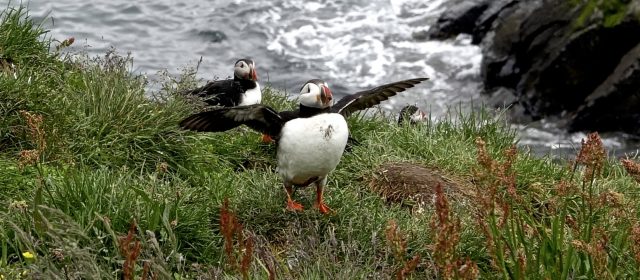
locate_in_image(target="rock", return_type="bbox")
[480,0,546,91]
[424,0,519,43]
[197,30,227,43]
[569,43,640,135]
[471,0,519,44]
[426,0,640,135]
[486,87,533,123]
[518,19,640,117]
[411,30,429,41]
[426,0,491,40]
[479,0,640,136]
[486,87,517,109]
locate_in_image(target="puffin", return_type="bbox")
[179,78,428,214]
[398,105,427,125]
[183,58,261,107]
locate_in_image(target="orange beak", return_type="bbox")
[321,85,333,106]
[250,67,258,81]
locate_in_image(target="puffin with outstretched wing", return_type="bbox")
[179,78,428,214]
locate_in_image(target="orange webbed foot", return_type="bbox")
[286,200,304,212]
[315,202,332,215]
[260,134,274,143]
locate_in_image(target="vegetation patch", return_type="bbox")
[368,162,473,208]
[573,0,635,28]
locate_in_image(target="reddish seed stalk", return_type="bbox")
[240,234,254,280]
[621,159,640,183]
[575,132,606,185]
[396,255,420,280]
[118,220,142,280]
[220,198,255,278]
[631,223,640,264]
[431,183,465,279]
[142,261,150,280]
[473,137,519,276]
[20,110,46,154]
[18,111,47,167]
[220,198,237,269]
[385,220,420,280]
[385,220,407,263]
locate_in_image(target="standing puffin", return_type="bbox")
[179,78,428,214]
[183,58,261,107]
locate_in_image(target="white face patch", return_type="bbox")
[298,82,323,108]
[234,60,252,79]
[410,110,427,123]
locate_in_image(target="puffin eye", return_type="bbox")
[307,86,311,93]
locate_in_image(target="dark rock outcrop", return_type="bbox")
[471,0,520,44]
[426,0,491,40]
[427,0,640,136]
[425,0,519,42]
[497,2,640,118]
[569,43,640,135]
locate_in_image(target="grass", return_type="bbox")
[2,4,640,279]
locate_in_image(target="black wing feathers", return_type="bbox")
[182,79,240,107]
[332,77,429,117]
[179,105,284,137]
[278,109,301,123]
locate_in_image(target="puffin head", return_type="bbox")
[233,58,258,81]
[298,79,333,108]
[398,105,427,125]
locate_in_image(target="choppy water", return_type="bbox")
[16,0,640,157]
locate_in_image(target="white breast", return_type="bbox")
[239,83,261,106]
[276,113,349,185]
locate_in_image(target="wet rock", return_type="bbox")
[471,0,519,44]
[480,0,640,135]
[486,87,517,109]
[486,87,532,123]
[411,30,429,41]
[520,20,640,117]
[427,0,491,40]
[424,0,518,42]
[569,43,640,135]
[480,0,546,91]
[197,30,227,43]
[427,0,640,135]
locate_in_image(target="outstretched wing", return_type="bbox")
[179,105,284,137]
[182,79,239,107]
[331,78,429,117]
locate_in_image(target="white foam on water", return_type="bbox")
[263,0,484,118]
[390,0,449,19]
[513,121,636,158]
[28,0,483,114]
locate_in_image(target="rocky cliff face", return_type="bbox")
[427,0,640,136]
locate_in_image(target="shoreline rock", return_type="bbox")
[427,0,640,136]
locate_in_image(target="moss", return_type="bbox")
[573,0,633,28]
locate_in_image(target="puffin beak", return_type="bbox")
[321,85,333,106]
[250,67,258,81]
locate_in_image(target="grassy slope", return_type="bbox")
[1,5,640,279]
